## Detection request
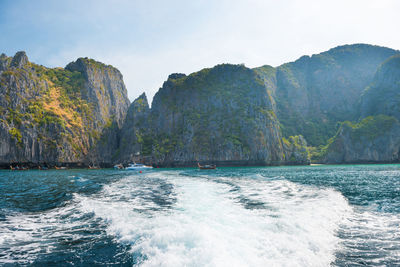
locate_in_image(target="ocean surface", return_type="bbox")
[0,165,399,266]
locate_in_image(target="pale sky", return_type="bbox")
[1,0,399,103]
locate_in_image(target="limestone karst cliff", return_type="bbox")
[120,65,310,166]
[323,55,400,163]
[2,43,400,167]
[360,54,400,120]
[323,116,400,163]
[0,52,129,167]
[119,93,151,162]
[257,44,399,147]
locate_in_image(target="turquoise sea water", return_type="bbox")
[0,165,399,266]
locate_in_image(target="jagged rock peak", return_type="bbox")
[125,93,149,119]
[0,53,10,71]
[135,92,148,102]
[131,92,149,110]
[10,51,28,68]
[65,57,120,74]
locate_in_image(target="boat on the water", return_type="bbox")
[55,166,67,170]
[113,163,124,170]
[125,163,153,170]
[88,165,100,169]
[197,162,216,169]
[10,165,29,170]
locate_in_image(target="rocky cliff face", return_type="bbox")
[0,52,130,167]
[65,57,130,164]
[323,55,400,163]
[120,64,310,167]
[65,58,130,127]
[150,65,285,166]
[282,135,310,165]
[119,93,150,162]
[324,116,400,163]
[274,44,398,146]
[360,55,400,120]
[2,43,399,167]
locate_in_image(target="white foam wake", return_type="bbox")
[335,207,400,265]
[78,171,351,266]
[0,203,87,264]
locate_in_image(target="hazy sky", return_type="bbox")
[1,0,399,102]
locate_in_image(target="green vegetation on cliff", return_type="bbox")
[274,44,398,147]
[0,51,130,165]
[340,115,397,141]
[321,115,400,163]
[1,44,399,166]
[311,115,398,162]
[123,63,309,166]
[8,127,22,144]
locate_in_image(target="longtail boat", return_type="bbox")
[197,162,216,170]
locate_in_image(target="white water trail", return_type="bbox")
[78,171,352,266]
[0,203,86,264]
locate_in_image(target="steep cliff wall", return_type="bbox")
[65,58,130,127]
[150,65,285,166]
[118,44,399,166]
[120,64,310,167]
[0,52,130,166]
[65,57,130,164]
[3,43,398,167]
[119,93,150,162]
[324,116,400,163]
[274,44,398,146]
[360,54,400,120]
[324,55,400,163]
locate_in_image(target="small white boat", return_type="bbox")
[114,163,124,169]
[125,163,153,170]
